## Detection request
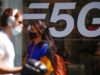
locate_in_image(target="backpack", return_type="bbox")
[54,54,67,75]
[44,41,67,75]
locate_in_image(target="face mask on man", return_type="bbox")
[11,25,23,36]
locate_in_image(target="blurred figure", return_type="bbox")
[23,20,67,75]
[92,43,100,75]
[0,8,23,75]
[25,21,55,75]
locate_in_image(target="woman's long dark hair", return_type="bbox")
[32,20,57,53]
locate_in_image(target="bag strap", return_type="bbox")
[29,41,47,59]
[23,42,35,63]
[29,44,35,59]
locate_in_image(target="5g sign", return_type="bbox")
[24,2,100,38]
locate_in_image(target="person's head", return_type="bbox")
[1,8,23,36]
[27,21,47,41]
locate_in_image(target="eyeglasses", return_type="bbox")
[18,21,23,24]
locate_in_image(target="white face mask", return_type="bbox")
[11,25,23,36]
